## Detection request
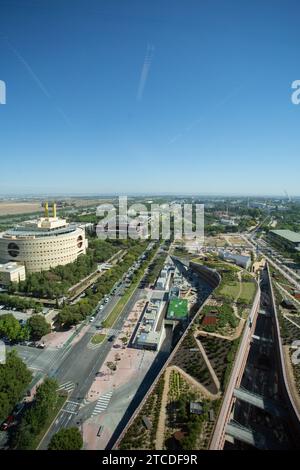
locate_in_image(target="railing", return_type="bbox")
[266,263,300,424]
[209,282,261,449]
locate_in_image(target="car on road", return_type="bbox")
[108,335,116,342]
[1,415,14,431]
[99,305,104,310]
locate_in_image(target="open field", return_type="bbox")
[240,281,256,303]
[219,281,240,300]
[0,202,43,215]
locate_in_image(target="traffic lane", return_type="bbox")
[51,289,125,379]
[42,287,146,447]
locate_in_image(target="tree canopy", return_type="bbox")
[48,427,83,450]
[27,315,50,340]
[0,350,32,422]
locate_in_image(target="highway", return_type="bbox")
[38,284,146,449]
[225,267,299,449]
[243,232,300,290]
[38,244,162,449]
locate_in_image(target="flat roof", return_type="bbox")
[0,262,24,272]
[167,299,188,319]
[270,229,300,244]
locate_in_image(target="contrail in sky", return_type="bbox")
[2,35,71,125]
[137,43,155,101]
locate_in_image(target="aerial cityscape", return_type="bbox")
[0,0,300,461]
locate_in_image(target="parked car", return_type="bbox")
[89,316,95,322]
[108,335,116,342]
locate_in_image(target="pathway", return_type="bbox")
[194,336,220,392]
[155,367,171,450]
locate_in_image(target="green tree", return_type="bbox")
[0,350,32,422]
[12,377,58,449]
[0,313,22,342]
[28,315,50,340]
[48,427,83,450]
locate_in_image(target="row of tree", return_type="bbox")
[8,238,145,300]
[12,378,58,449]
[0,351,32,423]
[56,241,152,327]
[0,293,42,313]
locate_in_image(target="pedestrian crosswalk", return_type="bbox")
[62,400,80,415]
[92,390,113,416]
[107,328,120,336]
[57,381,75,393]
[80,398,91,408]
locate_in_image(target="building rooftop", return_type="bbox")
[270,229,300,244]
[167,298,188,320]
[2,222,79,238]
[0,262,24,272]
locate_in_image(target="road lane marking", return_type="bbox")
[92,390,113,416]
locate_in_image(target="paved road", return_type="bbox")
[38,285,146,449]
[244,234,300,290]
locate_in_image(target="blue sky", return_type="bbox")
[0,0,300,196]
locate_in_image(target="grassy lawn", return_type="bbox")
[239,282,256,303]
[102,281,137,328]
[219,281,240,300]
[34,393,67,449]
[91,333,106,344]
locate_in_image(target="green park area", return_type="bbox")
[240,281,256,303]
[218,281,240,300]
[167,299,188,320]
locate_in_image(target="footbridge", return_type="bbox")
[225,421,283,450]
[233,387,288,418]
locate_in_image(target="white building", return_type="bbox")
[0,202,88,273]
[0,262,26,285]
[219,250,251,269]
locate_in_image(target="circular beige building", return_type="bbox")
[0,205,87,273]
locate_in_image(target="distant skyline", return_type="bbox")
[0,191,298,199]
[1,0,300,195]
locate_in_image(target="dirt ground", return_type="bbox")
[0,202,43,216]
